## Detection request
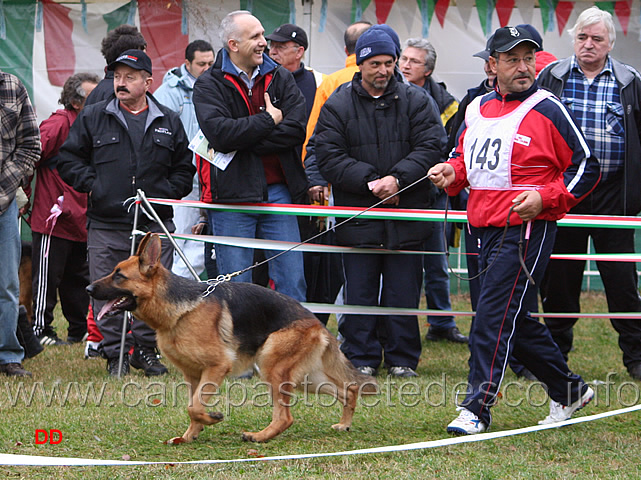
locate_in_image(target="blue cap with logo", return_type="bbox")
[355,28,397,65]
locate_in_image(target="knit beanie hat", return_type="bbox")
[355,28,397,65]
[369,24,401,57]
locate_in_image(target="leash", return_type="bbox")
[201,173,434,296]
[442,193,535,285]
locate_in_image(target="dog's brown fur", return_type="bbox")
[19,241,33,323]
[87,233,376,444]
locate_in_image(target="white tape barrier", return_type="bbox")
[145,231,641,263]
[1,404,639,466]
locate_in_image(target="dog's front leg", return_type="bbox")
[167,366,230,445]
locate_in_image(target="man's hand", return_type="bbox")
[264,93,283,125]
[371,175,399,205]
[428,163,455,189]
[512,190,543,222]
[191,221,207,235]
[308,185,329,204]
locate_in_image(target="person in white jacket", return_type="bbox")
[154,40,214,279]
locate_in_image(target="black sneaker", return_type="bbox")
[425,326,469,344]
[356,366,377,376]
[107,355,130,377]
[0,363,32,377]
[388,366,418,378]
[67,333,88,344]
[629,363,641,381]
[37,332,70,346]
[130,346,168,376]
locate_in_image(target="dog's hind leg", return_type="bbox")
[241,378,294,443]
[330,383,360,432]
[167,365,230,445]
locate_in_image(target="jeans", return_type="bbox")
[0,198,25,364]
[423,191,455,329]
[209,183,307,302]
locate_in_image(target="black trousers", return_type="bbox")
[339,252,423,370]
[464,222,584,427]
[87,226,173,359]
[541,226,641,369]
[31,232,89,339]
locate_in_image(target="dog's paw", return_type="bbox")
[331,423,351,432]
[208,411,224,423]
[165,436,187,445]
[242,432,265,443]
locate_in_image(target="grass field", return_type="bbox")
[1,292,640,479]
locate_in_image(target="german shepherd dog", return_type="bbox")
[87,233,376,444]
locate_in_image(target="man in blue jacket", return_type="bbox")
[58,50,195,376]
[193,11,308,303]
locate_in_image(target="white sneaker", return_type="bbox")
[538,386,594,425]
[446,407,488,435]
[84,341,101,359]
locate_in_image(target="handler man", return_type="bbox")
[429,26,601,434]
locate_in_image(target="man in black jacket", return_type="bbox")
[85,25,147,106]
[58,50,195,376]
[315,27,445,378]
[538,7,641,380]
[193,11,308,303]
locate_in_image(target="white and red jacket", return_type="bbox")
[447,81,600,228]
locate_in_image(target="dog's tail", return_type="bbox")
[321,331,378,395]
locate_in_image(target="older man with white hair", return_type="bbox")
[538,6,641,381]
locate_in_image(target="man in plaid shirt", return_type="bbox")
[538,6,641,380]
[0,70,41,377]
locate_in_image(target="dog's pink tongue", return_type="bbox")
[97,299,118,322]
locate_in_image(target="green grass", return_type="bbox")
[1,292,640,479]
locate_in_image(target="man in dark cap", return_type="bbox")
[58,49,195,377]
[266,23,324,121]
[429,25,600,434]
[315,27,445,378]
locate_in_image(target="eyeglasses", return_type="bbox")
[399,56,426,67]
[269,43,300,52]
[499,56,535,66]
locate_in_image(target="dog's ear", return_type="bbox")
[138,233,162,275]
[136,232,153,256]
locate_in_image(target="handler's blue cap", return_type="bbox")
[355,28,397,65]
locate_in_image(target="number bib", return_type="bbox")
[463,89,552,190]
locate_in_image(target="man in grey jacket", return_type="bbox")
[538,6,641,380]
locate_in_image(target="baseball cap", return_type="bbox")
[266,24,308,50]
[517,24,544,52]
[473,34,494,61]
[488,26,541,55]
[107,49,152,75]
